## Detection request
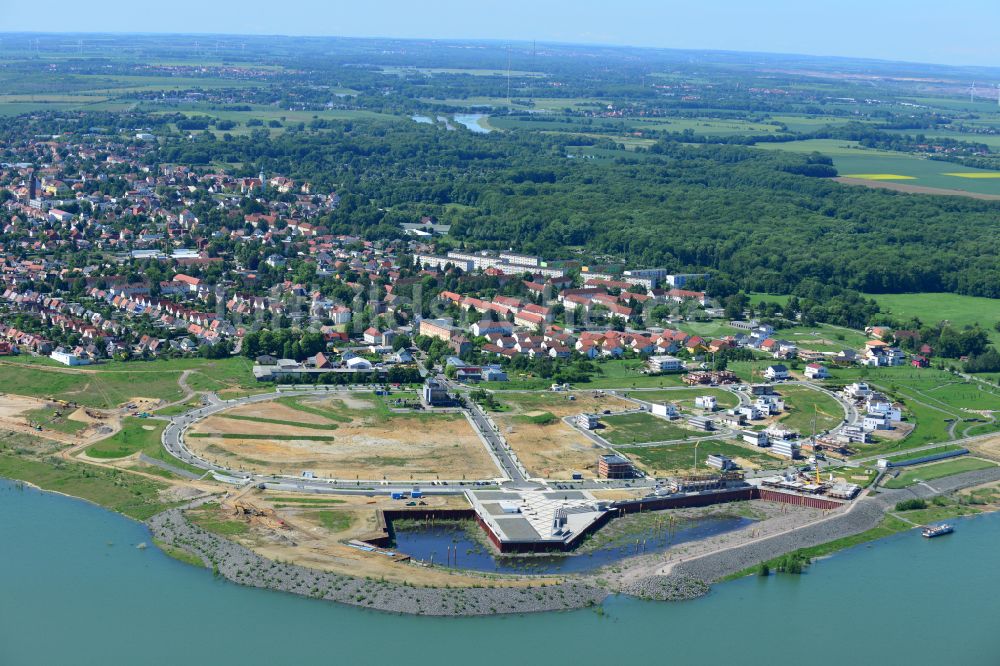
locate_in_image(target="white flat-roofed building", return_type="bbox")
[770,439,801,459]
[414,254,472,272]
[648,355,683,373]
[695,395,718,411]
[499,251,540,268]
[651,402,680,419]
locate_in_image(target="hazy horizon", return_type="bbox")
[4,0,999,68]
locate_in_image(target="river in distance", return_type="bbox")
[2,478,998,666]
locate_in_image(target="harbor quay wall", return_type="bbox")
[366,488,844,553]
[365,508,477,547]
[753,488,844,510]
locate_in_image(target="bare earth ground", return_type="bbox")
[0,393,122,445]
[226,401,333,425]
[187,399,497,480]
[0,393,48,419]
[202,490,560,588]
[834,176,1000,200]
[967,434,1000,461]
[494,391,631,479]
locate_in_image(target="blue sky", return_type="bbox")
[4,0,999,67]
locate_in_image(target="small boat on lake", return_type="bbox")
[922,524,954,538]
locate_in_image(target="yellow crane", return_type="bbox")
[812,406,821,485]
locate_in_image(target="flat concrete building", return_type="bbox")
[466,489,610,552]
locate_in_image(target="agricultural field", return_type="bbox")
[599,412,701,445]
[755,139,1000,196]
[185,393,497,480]
[619,439,785,476]
[488,114,784,141]
[492,391,630,478]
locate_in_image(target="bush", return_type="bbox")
[772,552,810,574]
[895,498,928,511]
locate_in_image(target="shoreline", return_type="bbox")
[8,466,1000,616]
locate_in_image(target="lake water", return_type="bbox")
[2,478,999,665]
[453,113,491,133]
[393,515,751,574]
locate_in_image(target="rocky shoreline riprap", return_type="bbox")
[146,466,1000,616]
[148,507,608,616]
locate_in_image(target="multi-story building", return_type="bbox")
[598,453,635,479]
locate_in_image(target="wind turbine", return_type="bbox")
[970,81,977,103]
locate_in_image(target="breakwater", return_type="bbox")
[147,507,607,616]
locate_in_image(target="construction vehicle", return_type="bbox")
[230,501,287,529]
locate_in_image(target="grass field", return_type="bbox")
[499,358,687,390]
[882,457,996,489]
[619,439,784,475]
[308,510,354,532]
[599,412,698,445]
[862,292,1000,348]
[0,356,255,408]
[84,418,205,475]
[85,418,165,459]
[187,504,250,536]
[770,324,868,352]
[0,449,171,520]
[775,386,844,434]
[830,367,1000,453]
[627,388,740,410]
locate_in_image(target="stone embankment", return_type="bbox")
[665,466,1000,587]
[147,507,607,616]
[621,575,709,601]
[147,466,1000,614]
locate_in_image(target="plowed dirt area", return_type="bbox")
[187,394,498,480]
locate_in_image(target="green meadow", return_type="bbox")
[862,293,1000,347]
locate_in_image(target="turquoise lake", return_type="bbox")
[2,479,999,665]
